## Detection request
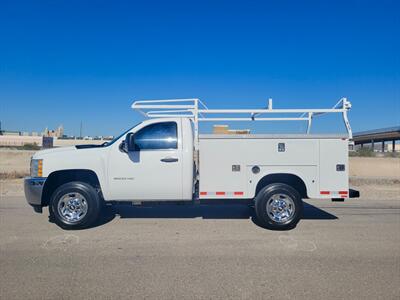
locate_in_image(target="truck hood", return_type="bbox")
[32,146,76,158]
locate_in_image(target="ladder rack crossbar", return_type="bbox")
[199,117,309,121]
[133,105,195,109]
[198,108,346,114]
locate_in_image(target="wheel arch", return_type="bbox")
[42,169,101,206]
[255,173,308,199]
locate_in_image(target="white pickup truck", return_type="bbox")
[24,98,359,230]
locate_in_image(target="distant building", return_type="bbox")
[0,130,21,136]
[43,125,64,138]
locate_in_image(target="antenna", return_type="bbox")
[268,98,273,110]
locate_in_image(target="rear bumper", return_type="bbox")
[331,188,360,202]
[24,177,47,212]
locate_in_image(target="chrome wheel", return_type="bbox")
[266,193,295,224]
[57,192,88,223]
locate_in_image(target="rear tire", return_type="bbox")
[50,181,102,229]
[254,183,303,230]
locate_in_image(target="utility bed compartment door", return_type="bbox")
[319,139,349,197]
[199,139,247,198]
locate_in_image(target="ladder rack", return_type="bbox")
[131,97,353,149]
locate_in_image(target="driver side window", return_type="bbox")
[134,122,177,150]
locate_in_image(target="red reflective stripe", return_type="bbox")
[339,191,348,195]
[201,191,243,196]
[320,191,330,195]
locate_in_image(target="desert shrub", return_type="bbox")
[349,148,375,157]
[0,171,29,180]
[383,151,400,158]
[21,143,41,150]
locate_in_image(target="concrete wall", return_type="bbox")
[0,136,43,146]
[0,136,106,147]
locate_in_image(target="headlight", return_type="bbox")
[30,159,43,177]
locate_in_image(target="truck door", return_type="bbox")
[107,120,183,200]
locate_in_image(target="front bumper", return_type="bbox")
[24,177,47,212]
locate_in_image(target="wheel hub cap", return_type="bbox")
[57,192,88,223]
[266,194,295,224]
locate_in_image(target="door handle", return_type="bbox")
[160,157,179,163]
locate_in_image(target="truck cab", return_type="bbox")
[25,118,194,219]
[106,118,194,201]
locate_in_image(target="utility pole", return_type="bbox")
[80,121,83,138]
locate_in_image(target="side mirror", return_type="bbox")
[125,132,136,152]
[119,140,128,153]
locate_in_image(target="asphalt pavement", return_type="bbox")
[1,194,399,299]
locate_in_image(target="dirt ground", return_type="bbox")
[0,149,35,174]
[350,156,400,178]
[348,156,399,200]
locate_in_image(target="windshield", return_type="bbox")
[103,122,142,147]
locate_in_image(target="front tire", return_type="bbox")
[50,181,102,229]
[254,183,303,230]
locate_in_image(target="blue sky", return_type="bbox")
[0,0,399,136]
